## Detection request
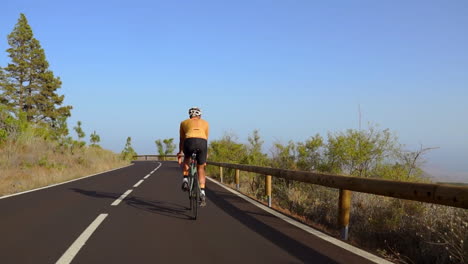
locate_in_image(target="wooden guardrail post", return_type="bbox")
[145,155,147,161]
[265,175,272,207]
[338,189,352,240]
[220,167,224,183]
[235,169,240,190]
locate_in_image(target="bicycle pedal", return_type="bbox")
[199,195,206,207]
[181,181,189,192]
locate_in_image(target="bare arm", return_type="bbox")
[178,123,185,154]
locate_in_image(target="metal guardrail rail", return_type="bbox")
[134,155,178,160]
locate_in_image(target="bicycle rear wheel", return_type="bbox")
[191,173,199,220]
[188,175,193,210]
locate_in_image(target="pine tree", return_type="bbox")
[73,121,86,148]
[0,13,71,123]
[90,130,101,147]
[50,116,69,140]
[0,67,7,105]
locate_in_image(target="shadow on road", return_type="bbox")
[126,196,192,220]
[206,188,336,264]
[70,188,192,220]
[70,188,120,200]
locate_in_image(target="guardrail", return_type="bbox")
[207,161,468,240]
[133,155,178,161]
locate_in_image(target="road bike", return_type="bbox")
[187,151,201,220]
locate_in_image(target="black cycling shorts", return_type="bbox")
[183,138,208,165]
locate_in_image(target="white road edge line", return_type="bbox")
[206,177,392,264]
[144,175,150,179]
[111,189,133,206]
[133,180,144,188]
[0,164,134,200]
[56,213,108,264]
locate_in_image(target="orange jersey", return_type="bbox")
[180,118,209,140]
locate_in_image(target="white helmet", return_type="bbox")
[188,107,202,118]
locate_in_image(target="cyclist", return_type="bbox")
[177,107,209,207]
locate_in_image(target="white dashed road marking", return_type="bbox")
[133,180,144,188]
[57,162,164,264]
[144,162,162,179]
[111,189,133,206]
[56,214,109,264]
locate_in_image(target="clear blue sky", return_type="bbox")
[1,0,467,181]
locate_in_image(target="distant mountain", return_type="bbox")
[420,170,436,182]
[437,182,468,186]
[422,166,468,184]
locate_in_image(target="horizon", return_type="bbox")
[1,1,467,183]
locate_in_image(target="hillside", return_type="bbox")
[0,134,129,197]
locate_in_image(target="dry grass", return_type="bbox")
[0,135,129,197]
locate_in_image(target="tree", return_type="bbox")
[325,125,397,177]
[296,134,324,171]
[208,133,247,163]
[397,144,438,180]
[0,67,4,82]
[73,121,86,147]
[155,140,164,156]
[50,116,69,141]
[0,105,14,143]
[90,130,101,147]
[0,104,29,142]
[155,138,176,160]
[242,130,269,193]
[73,121,85,139]
[208,133,247,184]
[0,13,71,124]
[242,130,269,166]
[163,138,176,155]
[121,136,137,160]
[271,140,297,170]
[0,67,7,105]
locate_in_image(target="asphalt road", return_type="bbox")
[0,161,379,264]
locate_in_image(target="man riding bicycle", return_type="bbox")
[177,107,209,207]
